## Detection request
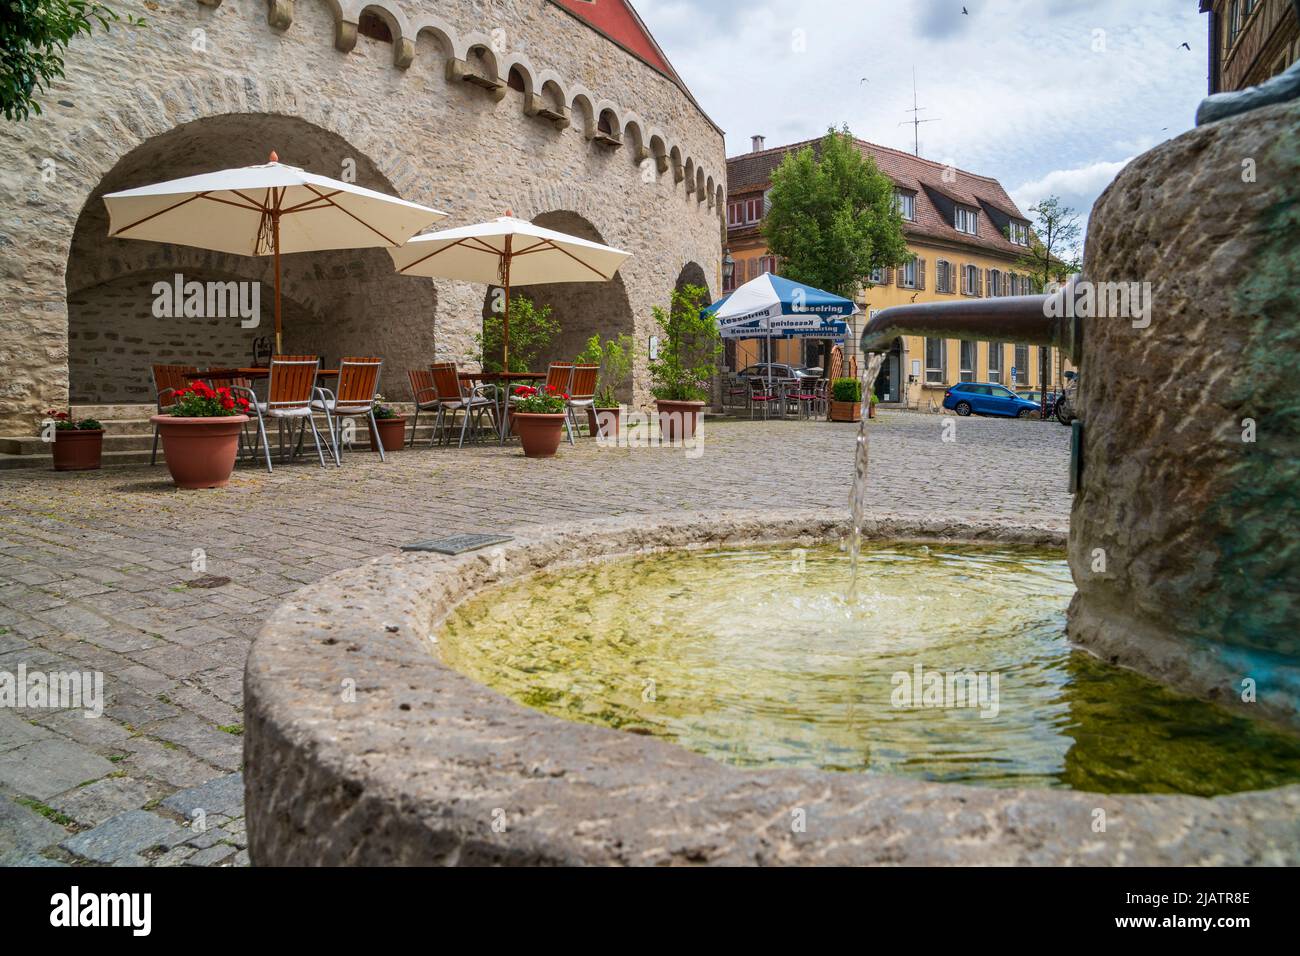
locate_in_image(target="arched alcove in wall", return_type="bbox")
[64,112,436,403]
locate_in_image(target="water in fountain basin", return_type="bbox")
[438,542,1300,793]
[848,352,887,599]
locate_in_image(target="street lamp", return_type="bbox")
[722,248,735,288]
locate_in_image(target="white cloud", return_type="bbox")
[1011,158,1133,224]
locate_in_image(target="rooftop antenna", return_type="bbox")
[899,67,940,157]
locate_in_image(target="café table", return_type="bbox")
[457,370,547,443]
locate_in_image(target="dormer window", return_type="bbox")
[955,206,979,236]
[1008,221,1029,245]
[895,191,916,221]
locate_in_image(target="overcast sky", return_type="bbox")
[637,0,1207,231]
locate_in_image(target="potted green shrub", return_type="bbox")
[510,383,568,457]
[150,381,250,489]
[648,283,720,442]
[577,333,633,439]
[829,377,862,422]
[367,394,406,453]
[42,410,104,471]
[869,392,880,420]
[477,294,559,373]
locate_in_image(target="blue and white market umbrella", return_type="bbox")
[706,274,858,379]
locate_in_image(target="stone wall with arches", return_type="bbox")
[0,0,725,427]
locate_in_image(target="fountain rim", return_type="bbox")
[244,509,1300,866]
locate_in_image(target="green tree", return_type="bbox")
[476,294,559,373]
[2,1,145,122]
[761,126,911,299]
[648,283,720,402]
[1011,195,1083,292]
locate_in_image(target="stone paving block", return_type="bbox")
[0,791,71,865]
[103,686,181,726]
[142,715,241,771]
[118,737,223,791]
[49,775,166,828]
[59,809,189,864]
[0,710,54,753]
[160,772,245,819]
[185,843,237,866]
[84,629,166,654]
[127,643,209,680]
[0,738,116,801]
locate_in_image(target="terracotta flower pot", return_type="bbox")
[150,415,248,489]
[51,429,104,471]
[829,401,861,422]
[513,412,566,458]
[368,416,406,453]
[868,402,877,419]
[655,400,705,442]
[586,406,621,440]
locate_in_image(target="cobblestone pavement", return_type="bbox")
[0,412,1072,866]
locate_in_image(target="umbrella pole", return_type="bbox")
[273,211,283,355]
[501,237,512,373]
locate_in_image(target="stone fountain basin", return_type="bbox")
[244,511,1300,865]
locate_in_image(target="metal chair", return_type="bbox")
[748,378,779,420]
[407,368,441,446]
[431,362,498,448]
[150,364,197,465]
[231,355,330,472]
[311,356,384,463]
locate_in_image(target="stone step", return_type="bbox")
[0,417,485,468]
[70,402,424,420]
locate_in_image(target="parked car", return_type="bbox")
[942,382,1041,418]
[1017,389,1059,418]
[738,363,823,382]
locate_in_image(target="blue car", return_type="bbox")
[942,382,1041,418]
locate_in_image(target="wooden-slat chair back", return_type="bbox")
[408,368,438,405]
[207,375,252,392]
[828,346,844,382]
[152,365,197,408]
[544,362,573,394]
[335,356,383,406]
[267,355,319,409]
[431,362,465,402]
[569,364,598,400]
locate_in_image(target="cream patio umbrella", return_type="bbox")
[103,152,447,352]
[387,213,632,371]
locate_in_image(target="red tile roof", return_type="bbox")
[550,0,681,87]
[727,136,1031,259]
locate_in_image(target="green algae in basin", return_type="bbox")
[438,543,1300,795]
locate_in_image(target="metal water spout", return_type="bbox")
[860,278,1084,364]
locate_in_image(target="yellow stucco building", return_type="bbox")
[725,135,1068,408]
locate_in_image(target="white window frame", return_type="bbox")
[989,269,1002,297]
[924,338,947,386]
[987,342,1002,384]
[895,191,916,221]
[964,264,979,295]
[869,267,885,285]
[745,198,763,223]
[899,258,917,289]
[758,255,777,275]
[955,206,979,235]
[1009,221,1029,245]
[959,341,976,382]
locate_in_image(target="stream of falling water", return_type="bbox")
[848,352,887,600]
